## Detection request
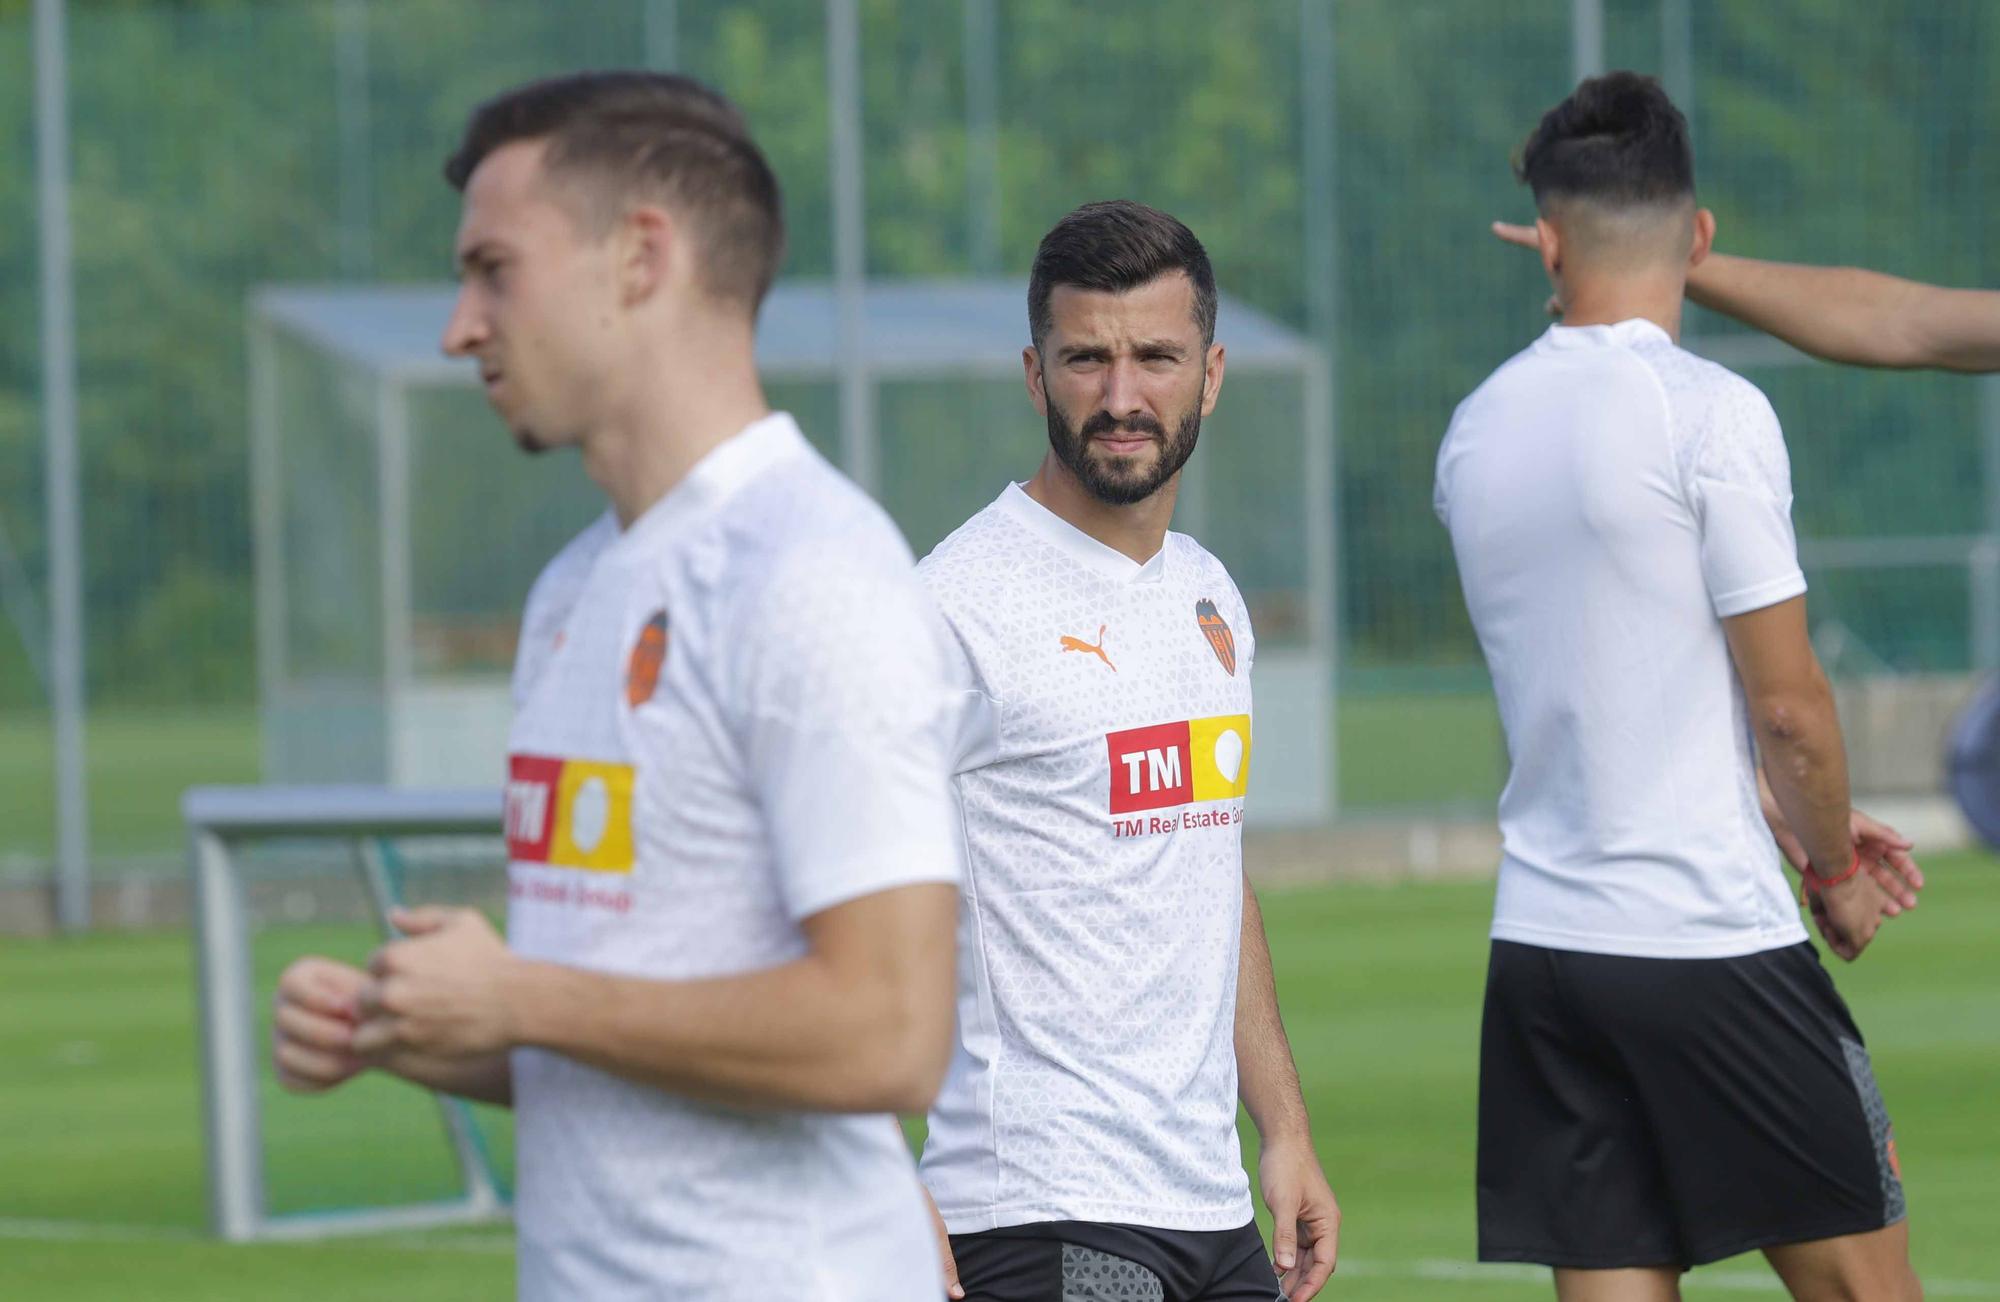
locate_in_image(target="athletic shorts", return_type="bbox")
[948,1220,1284,1302]
[1477,939,1907,1269]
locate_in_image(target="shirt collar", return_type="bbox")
[1537,318,1675,352]
[997,481,1169,585]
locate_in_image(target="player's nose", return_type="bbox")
[1101,356,1148,420]
[441,285,488,357]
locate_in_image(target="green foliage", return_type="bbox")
[1,0,1995,716]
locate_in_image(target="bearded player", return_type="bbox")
[916,200,1339,1302]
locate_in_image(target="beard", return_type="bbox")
[1044,388,1202,507]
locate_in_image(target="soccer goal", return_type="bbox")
[186,784,511,1242]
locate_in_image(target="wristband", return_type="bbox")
[1799,847,1863,904]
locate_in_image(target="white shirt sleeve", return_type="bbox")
[1684,381,1808,618]
[736,550,962,922]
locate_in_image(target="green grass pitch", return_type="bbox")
[3,861,1995,1300]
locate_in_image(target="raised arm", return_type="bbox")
[1236,871,1339,1299]
[1492,220,2000,371]
[1688,254,2000,372]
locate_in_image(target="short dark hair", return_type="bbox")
[1516,71,1694,210]
[1028,201,1217,349]
[445,71,785,312]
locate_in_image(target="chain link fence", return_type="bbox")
[2,0,1996,886]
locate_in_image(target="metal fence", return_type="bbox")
[4,0,1998,915]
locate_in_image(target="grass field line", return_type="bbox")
[4,1219,1997,1296]
[0,1217,201,1243]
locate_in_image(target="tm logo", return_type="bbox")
[1105,714,1251,815]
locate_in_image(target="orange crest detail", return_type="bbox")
[1195,599,1236,676]
[625,611,669,707]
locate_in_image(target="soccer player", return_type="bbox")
[1492,221,2000,372]
[268,72,961,1299]
[915,201,1339,1302]
[1436,74,1924,1301]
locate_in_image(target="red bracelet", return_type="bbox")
[1800,847,1864,899]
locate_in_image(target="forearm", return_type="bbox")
[1753,680,1853,874]
[375,1050,513,1107]
[1234,875,1311,1148]
[503,946,944,1114]
[1690,254,2000,371]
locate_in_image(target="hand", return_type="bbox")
[921,1187,963,1300]
[1491,220,1538,251]
[273,956,368,1093]
[1766,807,1925,917]
[1258,1138,1339,1301]
[1490,220,1563,318]
[352,907,520,1059]
[1806,870,1891,962]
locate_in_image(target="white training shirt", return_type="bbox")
[503,413,956,1300]
[1434,318,1811,959]
[916,482,1257,1233]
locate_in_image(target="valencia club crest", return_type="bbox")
[625,610,669,707]
[1195,598,1236,676]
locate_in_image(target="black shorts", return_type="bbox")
[1478,939,1906,1269]
[949,1220,1284,1302]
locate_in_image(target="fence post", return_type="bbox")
[35,0,89,931]
[827,0,874,493]
[1571,0,1604,82]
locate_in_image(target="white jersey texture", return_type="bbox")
[502,413,955,1300]
[1434,318,1811,960]
[917,482,1257,1233]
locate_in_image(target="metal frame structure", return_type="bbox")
[248,279,1339,821]
[186,784,507,1242]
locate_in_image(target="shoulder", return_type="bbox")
[916,494,1028,621]
[1172,533,1254,640]
[918,495,1017,580]
[1631,340,1778,431]
[1632,341,1784,480]
[719,453,924,625]
[523,513,616,625]
[1449,339,1550,424]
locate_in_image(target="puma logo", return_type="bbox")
[1060,624,1116,672]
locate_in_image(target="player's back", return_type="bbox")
[1435,320,1807,959]
[505,413,953,1300]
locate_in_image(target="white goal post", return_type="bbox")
[185,785,508,1242]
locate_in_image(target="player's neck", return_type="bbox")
[1023,455,1176,565]
[584,336,770,529]
[1557,274,1686,341]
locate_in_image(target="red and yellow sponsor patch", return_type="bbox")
[505,753,635,873]
[1105,713,1251,814]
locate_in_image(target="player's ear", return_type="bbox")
[1689,207,1717,268]
[1023,346,1048,416]
[620,204,674,305]
[1533,216,1561,280]
[1200,343,1225,418]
